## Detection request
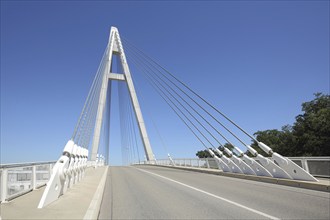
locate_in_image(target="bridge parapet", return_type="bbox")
[0,161,55,203]
[145,157,330,178]
[0,165,108,219]
[0,159,102,204]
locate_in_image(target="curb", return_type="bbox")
[83,166,109,220]
[140,164,330,193]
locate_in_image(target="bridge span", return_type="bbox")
[1,164,329,220]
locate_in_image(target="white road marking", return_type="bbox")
[136,167,280,220]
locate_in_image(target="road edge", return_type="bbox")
[83,166,109,220]
[137,164,330,193]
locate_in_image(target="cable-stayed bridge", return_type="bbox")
[1,27,329,220]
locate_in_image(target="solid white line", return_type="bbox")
[135,167,280,220]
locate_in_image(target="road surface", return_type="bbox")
[98,165,330,219]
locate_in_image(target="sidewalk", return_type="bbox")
[0,166,108,220]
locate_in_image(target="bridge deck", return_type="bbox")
[1,165,329,219]
[99,165,329,220]
[0,166,107,220]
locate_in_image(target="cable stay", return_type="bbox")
[131,74,173,165]
[126,47,253,174]
[122,38,257,142]
[124,42,253,172]
[118,79,143,165]
[123,44,294,178]
[122,36,318,182]
[122,38,257,154]
[38,41,110,208]
[128,100,141,164]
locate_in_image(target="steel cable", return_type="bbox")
[122,38,258,145]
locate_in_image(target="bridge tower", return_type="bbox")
[90,27,155,162]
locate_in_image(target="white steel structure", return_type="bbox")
[38,27,155,208]
[90,27,154,161]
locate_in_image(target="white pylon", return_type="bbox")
[90,26,155,163]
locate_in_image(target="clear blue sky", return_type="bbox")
[1,1,329,165]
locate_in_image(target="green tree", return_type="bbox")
[196,149,211,158]
[292,93,330,156]
[196,143,235,158]
[249,125,296,156]
[199,93,330,157]
[222,143,234,151]
[249,93,330,156]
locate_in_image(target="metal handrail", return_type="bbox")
[0,161,56,203]
[0,160,101,203]
[147,157,330,178]
[288,157,330,160]
[0,161,56,169]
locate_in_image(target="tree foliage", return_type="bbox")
[292,93,330,156]
[195,149,211,158]
[197,93,330,157]
[195,143,235,158]
[250,93,330,156]
[249,125,296,156]
[223,143,234,151]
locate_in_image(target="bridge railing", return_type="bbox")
[147,157,330,178]
[0,160,104,203]
[0,161,56,203]
[288,157,330,178]
[154,158,219,169]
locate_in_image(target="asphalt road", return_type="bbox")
[98,165,330,219]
